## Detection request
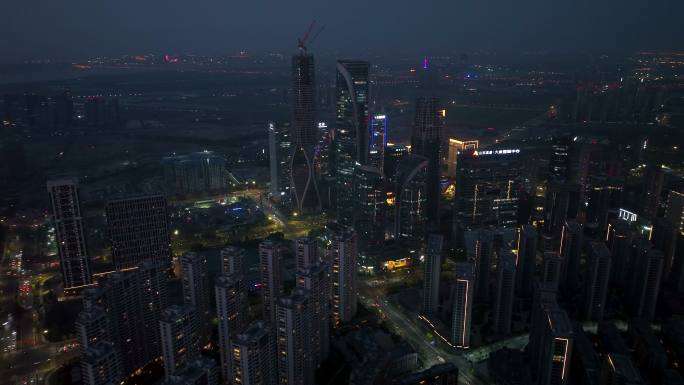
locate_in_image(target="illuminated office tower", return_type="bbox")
[560,220,583,292]
[628,246,663,322]
[180,252,210,342]
[215,274,248,381]
[599,353,644,385]
[295,237,318,270]
[586,184,623,231]
[664,190,684,232]
[422,234,443,314]
[606,221,632,287]
[160,305,200,378]
[230,321,276,385]
[543,184,581,238]
[493,252,516,335]
[335,60,370,225]
[81,342,123,385]
[268,121,292,204]
[259,240,283,324]
[353,165,386,253]
[515,225,538,297]
[325,224,358,326]
[46,179,92,289]
[583,242,611,321]
[276,288,314,385]
[451,262,475,348]
[447,138,478,179]
[296,261,330,364]
[393,154,428,247]
[221,245,245,275]
[411,97,443,222]
[640,164,664,219]
[384,143,409,177]
[529,282,558,375]
[542,252,563,291]
[369,114,387,172]
[455,148,524,227]
[106,195,171,270]
[291,52,321,214]
[536,307,573,385]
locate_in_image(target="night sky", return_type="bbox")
[1,0,683,62]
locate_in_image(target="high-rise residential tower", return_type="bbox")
[220,245,245,275]
[215,274,248,381]
[259,240,283,324]
[516,224,538,297]
[583,242,611,321]
[160,305,200,378]
[230,321,276,385]
[325,224,358,326]
[451,262,475,348]
[275,288,314,385]
[493,252,516,335]
[422,234,443,314]
[180,252,210,342]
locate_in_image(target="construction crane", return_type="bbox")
[297,20,325,54]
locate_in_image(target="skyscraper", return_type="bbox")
[221,245,245,275]
[516,224,538,297]
[106,195,171,270]
[296,261,330,364]
[664,190,684,233]
[455,148,524,227]
[230,321,276,385]
[160,305,200,378]
[411,97,443,223]
[259,240,283,324]
[583,242,612,321]
[393,154,429,247]
[291,53,321,214]
[325,224,358,326]
[640,164,664,219]
[559,220,583,292]
[493,252,516,335]
[447,138,478,179]
[276,288,314,385]
[268,121,292,205]
[529,282,558,375]
[599,353,644,385]
[465,229,495,303]
[536,307,573,385]
[335,60,370,225]
[542,252,563,291]
[295,237,318,270]
[46,179,92,289]
[451,262,475,348]
[353,165,386,253]
[80,342,123,385]
[606,221,632,288]
[422,234,443,315]
[82,262,168,374]
[180,252,211,341]
[215,274,248,381]
[543,183,581,238]
[369,114,387,172]
[629,246,663,322]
